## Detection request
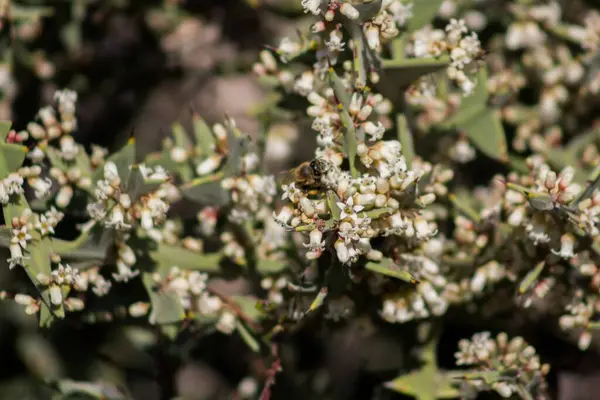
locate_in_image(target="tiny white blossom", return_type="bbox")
[301,0,322,15]
[337,196,364,221]
[12,226,32,249]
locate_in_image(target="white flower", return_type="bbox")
[49,285,63,306]
[105,205,131,230]
[363,121,386,141]
[27,146,45,163]
[112,260,140,282]
[12,226,32,249]
[449,139,476,163]
[340,3,359,20]
[304,228,325,257]
[273,206,294,226]
[552,233,576,259]
[335,240,351,264]
[278,37,300,62]
[59,136,79,161]
[103,161,120,184]
[55,185,74,208]
[4,173,24,195]
[301,0,322,15]
[30,177,52,199]
[35,214,55,236]
[388,1,413,26]
[325,31,345,52]
[337,196,364,221]
[238,377,258,399]
[0,182,8,204]
[7,240,28,269]
[216,311,237,334]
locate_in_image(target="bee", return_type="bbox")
[283,158,332,190]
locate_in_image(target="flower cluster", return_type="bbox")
[87,162,171,232]
[455,332,550,399]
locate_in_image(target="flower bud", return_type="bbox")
[340,3,359,20]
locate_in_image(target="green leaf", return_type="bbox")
[353,0,383,22]
[45,147,68,171]
[192,115,216,158]
[126,165,164,202]
[74,145,93,179]
[52,227,111,268]
[93,138,136,183]
[396,113,414,168]
[365,259,418,283]
[57,380,126,400]
[519,261,545,294]
[447,370,502,385]
[364,207,395,220]
[378,56,450,101]
[224,123,246,176]
[0,141,27,179]
[340,107,359,178]
[385,336,460,400]
[236,321,260,352]
[142,273,186,325]
[574,168,600,205]
[307,287,328,313]
[449,193,480,223]
[180,173,229,206]
[406,0,444,32]
[3,196,63,326]
[439,68,508,162]
[327,191,342,220]
[0,120,11,140]
[460,108,508,162]
[328,68,352,107]
[171,122,192,149]
[230,295,266,321]
[11,4,54,20]
[257,258,288,274]
[150,243,221,272]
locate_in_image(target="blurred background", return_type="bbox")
[2,1,600,399]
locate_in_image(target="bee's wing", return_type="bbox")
[276,168,296,187]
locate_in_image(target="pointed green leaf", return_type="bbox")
[126,165,165,202]
[224,123,246,176]
[93,139,136,183]
[327,191,342,220]
[180,173,229,206]
[171,122,192,149]
[396,113,414,168]
[406,0,445,32]
[0,120,11,140]
[257,258,288,274]
[45,146,68,171]
[364,207,395,219]
[328,68,352,107]
[461,108,508,162]
[340,107,359,178]
[366,259,418,283]
[0,142,27,179]
[308,287,328,313]
[150,243,221,272]
[192,115,216,158]
[449,193,480,223]
[519,261,545,294]
[236,321,260,352]
[142,273,186,325]
[230,295,266,321]
[379,56,450,100]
